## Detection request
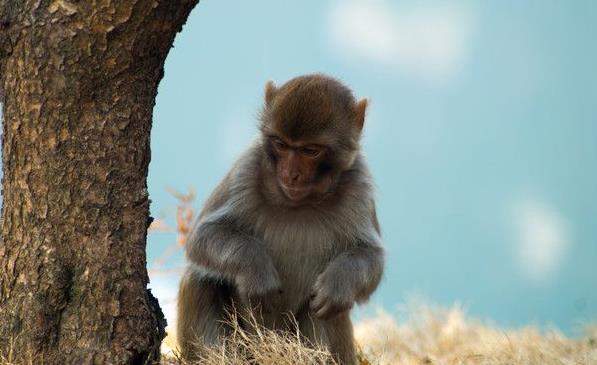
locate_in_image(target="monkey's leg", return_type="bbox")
[297,310,356,365]
[176,267,232,361]
[323,311,356,365]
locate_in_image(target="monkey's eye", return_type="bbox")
[271,138,288,151]
[301,146,323,157]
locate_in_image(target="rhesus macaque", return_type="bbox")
[177,74,384,365]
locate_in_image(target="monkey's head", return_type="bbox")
[259,74,368,205]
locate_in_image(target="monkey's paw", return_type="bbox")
[310,269,355,319]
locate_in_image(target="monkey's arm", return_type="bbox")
[310,229,384,319]
[185,206,282,300]
[335,239,384,302]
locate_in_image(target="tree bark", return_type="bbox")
[0,1,198,363]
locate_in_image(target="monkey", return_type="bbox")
[176,74,384,365]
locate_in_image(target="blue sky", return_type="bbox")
[146,0,597,333]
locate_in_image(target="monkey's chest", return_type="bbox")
[256,218,340,313]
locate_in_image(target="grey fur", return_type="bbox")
[177,110,383,365]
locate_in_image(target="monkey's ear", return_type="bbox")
[353,98,368,132]
[265,80,278,106]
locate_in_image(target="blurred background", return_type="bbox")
[144,0,594,336]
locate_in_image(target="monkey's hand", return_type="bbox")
[235,257,283,313]
[310,266,355,320]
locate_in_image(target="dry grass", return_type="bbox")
[161,303,596,365]
[354,303,596,365]
[4,307,591,365]
[162,310,336,365]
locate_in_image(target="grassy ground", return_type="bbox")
[160,303,596,365]
[352,304,596,365]
[1,304,594,364]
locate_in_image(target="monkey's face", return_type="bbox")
[259,74,368,204]
[266,135,333,202]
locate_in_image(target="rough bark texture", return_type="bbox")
[0,1,198,363]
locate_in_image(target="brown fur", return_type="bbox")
[177,74,384,365]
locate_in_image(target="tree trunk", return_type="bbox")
[0,1,198,363]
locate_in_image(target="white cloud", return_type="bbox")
[327,0,474,81]
[511,197,570,284]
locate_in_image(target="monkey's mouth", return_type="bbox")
[279,183,311,201]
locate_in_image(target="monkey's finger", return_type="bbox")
[314,302,333,319]
[309,293,327,313]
